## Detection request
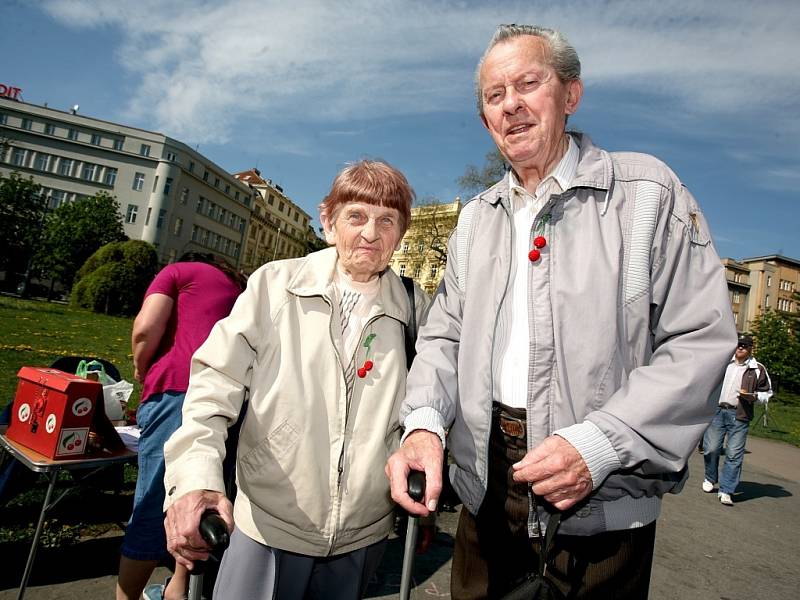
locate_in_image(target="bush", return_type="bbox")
[70,240,158,316]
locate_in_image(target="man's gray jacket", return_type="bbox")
[401,133,737,536]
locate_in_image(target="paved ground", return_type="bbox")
[2,435,798,599]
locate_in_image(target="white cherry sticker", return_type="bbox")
[71,397,92,417]
[45,414,57,433]
[17,403,31,422]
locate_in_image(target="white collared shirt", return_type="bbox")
[499,134,579,409]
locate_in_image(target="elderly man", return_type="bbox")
[702,334,772,506]
[387,24,736,599]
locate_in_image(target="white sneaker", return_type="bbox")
[702,480,714,493]
[718,492,734,506]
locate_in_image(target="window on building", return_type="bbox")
[50,190,67,209]
[145,207,152,226]
[11,148,27,166]
[200,229,209,245]
[208,203,217,219]
[413,265,422,278]
[125,204,138,224]
[214,176,220,188]
[132,172,145,191]
[430,264,439,279]
[166,151,177,162]
[21,118,32,130]
[34,153,50,172]
[104,167,118,186]
[58,158,73,177]
[203,170,209,182]
[44,123,55,135]
[765,294,770,308]
[219,208,227,224]
[294,211,299,222]
[417,241,424,253]
[0,113,7,125]
[191,225,199,241]
[196,197,205,213]
[732,291,740,303]
[767,275,772,287]
[268,194,274,206]
[168,248,177,263]
[91,134,102,145]
[402,241,409,253]
[67,128,78,141]
[140,144,151,157]
[188,161,195,173]
[180,187,189,204]
[235,191,240,201]
[399,264,406,276]
[152,175,160,193]
[164,177,173,195]
[81,163,96,181]
[113,139,124,151]
[225,184,230,194]
[157,209,167,229]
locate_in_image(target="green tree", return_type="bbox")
[751,309,800,393]
[71,240,158,316]
[0,172,46,280]
[457,148,507,196]
[34,191,126,291]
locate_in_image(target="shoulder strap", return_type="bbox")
[400,275,416,370]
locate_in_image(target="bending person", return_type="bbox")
[117,252,245,600]
[163,160,429,599]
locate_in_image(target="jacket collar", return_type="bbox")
[286,247,411,325]
[477,131,614,210]
[730,355,759,370]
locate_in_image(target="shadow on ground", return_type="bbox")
[733,480,792,503]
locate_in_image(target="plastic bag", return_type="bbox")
[103,379,134,420]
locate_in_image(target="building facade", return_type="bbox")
[1,96,256,267]
[389,199,461,294]
[721,254,799,332]
[234,168,314,274]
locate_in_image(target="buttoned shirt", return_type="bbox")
[499,134,579,409]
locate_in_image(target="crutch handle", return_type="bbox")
[199,511,230,550]
[407,469,426,503]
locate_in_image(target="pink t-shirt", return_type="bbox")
[140,262,241,403]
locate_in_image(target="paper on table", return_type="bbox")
[114,425,141,452]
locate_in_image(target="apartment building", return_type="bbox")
[389,199,461,294]
[721,254,799,332]
[234,168,313,274]
[0,95,256,266]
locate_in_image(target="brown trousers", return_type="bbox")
[451,403,656,599]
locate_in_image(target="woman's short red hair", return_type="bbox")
[319,160,415,234]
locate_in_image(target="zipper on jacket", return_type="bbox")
[325,308,386,555]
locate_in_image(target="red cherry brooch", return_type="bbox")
[529,215,550,263]
[358,334,377,378]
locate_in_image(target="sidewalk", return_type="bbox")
[2,434,798,599]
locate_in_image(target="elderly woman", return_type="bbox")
[162,159,429,599]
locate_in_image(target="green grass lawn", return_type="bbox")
[0,295,139,412]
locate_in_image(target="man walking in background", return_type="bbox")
[703,334,772,506]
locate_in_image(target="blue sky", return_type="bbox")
[2,0,798,261]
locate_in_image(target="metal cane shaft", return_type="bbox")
[400,515,419,600]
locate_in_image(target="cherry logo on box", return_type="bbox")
[45,414,57,433]
[71,397,92,417]
[17,403,31,423]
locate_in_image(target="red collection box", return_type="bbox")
[6,367,103,460]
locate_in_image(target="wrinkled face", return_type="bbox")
[479,36,582,171]
[322,202,403,282]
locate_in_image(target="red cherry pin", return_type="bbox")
[533,236,546,249]
[528,249,541,262]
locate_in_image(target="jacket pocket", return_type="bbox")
[239,418,300,465]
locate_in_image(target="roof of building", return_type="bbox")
[740,254,800,268]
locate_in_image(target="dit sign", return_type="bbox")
[0,83,22,100]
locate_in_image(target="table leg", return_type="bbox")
[17,469,58,600]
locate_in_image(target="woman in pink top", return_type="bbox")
[117,253,245,600]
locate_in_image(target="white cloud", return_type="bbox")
[41,0,800,145]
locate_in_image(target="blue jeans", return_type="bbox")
[703,407,749,495]
[120,391,184,561]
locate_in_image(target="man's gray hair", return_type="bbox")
[475,24,581,114]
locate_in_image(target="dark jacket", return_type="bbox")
[735,357,772,422]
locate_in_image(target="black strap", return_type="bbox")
[400,275,416,370]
